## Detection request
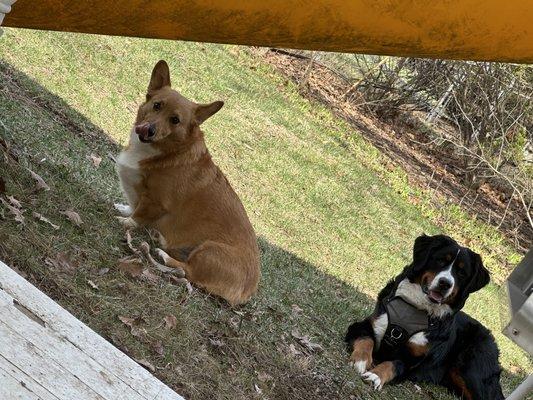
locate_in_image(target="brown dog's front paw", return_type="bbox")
[114,203,132,217]
[116,216,138,229]
[349,337,374,374]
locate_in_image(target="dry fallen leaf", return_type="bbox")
[152,340,164,356]
[125,230,141,255]
[7,195,21,209]
[118,315,147,339]
[163,315,177,330]
[257,371,272,383]
[118,315,136,327]
[141,268,160,284]
[89,153,102,168]
[27,168,50,191]
[288,343,302,357]
[135,358,155,372]
[0,197,24,224]
[98,267,110,276]
[60,210,83,226]
[117,257,144,278]
[291,304,303,317]
[291,330,323,353]
[87,280,99,290]
[44,252,79,273]
[32,212,60,230]
[254,384,263,394]
[209,338,224,347]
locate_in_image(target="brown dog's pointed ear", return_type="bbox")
[147,60,171,99]
[194,101,224,125]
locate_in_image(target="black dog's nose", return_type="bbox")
[438,278,452,291]
[148,123,156,138]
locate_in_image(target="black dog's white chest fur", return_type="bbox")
[372,279,452,350]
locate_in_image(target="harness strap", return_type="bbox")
[383,297,430,348]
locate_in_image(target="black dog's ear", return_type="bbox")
[466,250,490,293]
[412,234,433,271]
[411,234,450,271]
[407,234,455,281]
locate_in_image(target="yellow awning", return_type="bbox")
[4,0,533,63]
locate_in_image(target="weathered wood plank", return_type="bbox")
[0,360,49,400]
[0,261,184,400]
[0,322,106,399]
[0,290,147,400]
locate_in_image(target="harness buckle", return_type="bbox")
[390,327,403,340]
[383,324,408,348]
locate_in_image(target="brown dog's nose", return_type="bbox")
[135,122,156,140]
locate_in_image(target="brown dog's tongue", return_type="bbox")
[135,122,150,139]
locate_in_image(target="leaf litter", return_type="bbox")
[163,315,177,330]
[27,168,50,191]
[32,211,60,230]
[0,197,24,224]
[44,252,79,273]
[7,195,21,208]
[118,315,147,339]
[117,256,144,278]
[89,153,102,168]
[291,330,323,353]
[60,210,83,226]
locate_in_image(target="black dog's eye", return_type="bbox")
[457,268,467,278]
[153,102,162,111]
[170,116,180,125]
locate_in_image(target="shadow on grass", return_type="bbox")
[0,61,525,400]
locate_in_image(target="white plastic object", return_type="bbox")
[0,0,17,36]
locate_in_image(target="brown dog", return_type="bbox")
[115,60,260,305]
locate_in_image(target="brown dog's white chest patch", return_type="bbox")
[116,130,160,206]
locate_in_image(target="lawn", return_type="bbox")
[0,29,531,400]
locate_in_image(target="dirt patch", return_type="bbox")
[259,49,532,252]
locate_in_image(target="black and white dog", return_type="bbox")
[345,234,504,399]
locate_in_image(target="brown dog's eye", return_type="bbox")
[153,102,161,111]
[170,116,180,125]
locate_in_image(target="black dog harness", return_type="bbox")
[382,296,432,349]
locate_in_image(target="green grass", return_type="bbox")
[0,28,531,399]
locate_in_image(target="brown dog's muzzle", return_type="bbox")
[135,122,156,143]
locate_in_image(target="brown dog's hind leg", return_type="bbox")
[154,248,186,277]
[179,241,259,306]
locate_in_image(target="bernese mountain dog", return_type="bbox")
[345,234,504,399]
